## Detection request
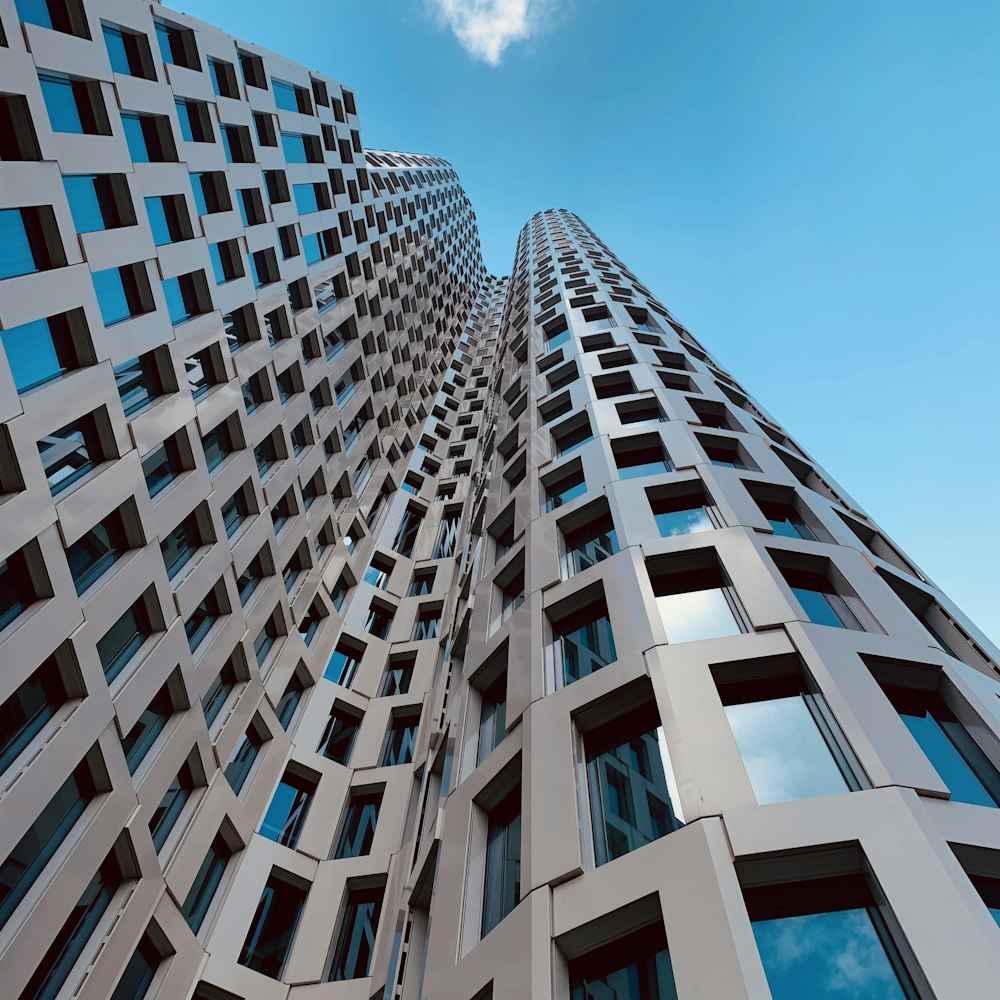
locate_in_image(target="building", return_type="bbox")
[1,2,1000,999]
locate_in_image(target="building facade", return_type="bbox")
[2,2,1000,999]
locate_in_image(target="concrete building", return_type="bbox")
[1,2,1000,999]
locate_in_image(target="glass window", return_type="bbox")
[65,507,128,594]
[39,412,104,495]
[238,875,308,979]
[0,548,37,630]
[18,852,122,1000]
[333,790,382,858]
[225,723,266,793]
[722,673,860,805]
[114,353,163,417]
[553,599,617,686]
[0,767,91,930]
[144,194,188,245]
[272,78,302,112]
[160,509,201,578]
[201,659,237,726]
[0,653,69,774]
[109,935,163,1000]
[650,558,743,644]
[380,658,413,697]
[149,762,195,851]
[92,264,146,326]
[325,643,362,686]
[319,707,360,764]
[0,206,60,279]
[614,440,671,479]
[759,497,816,540]
[477,672,507,765]
[1,311,83,393]
[102,24,153,79]
[884,683,1000,808]
[569,925,678,1000]
[162,273,203,325]
[180,833,231,933]
[293,182,320,213]
[328,885,384,981]
[201,419,236,471]
[64,174,130,232]
[96,595,151,682]
[141,436,183,498]
[564,511,618,575]
[275,675,305,730]
[545,464,587,512]
[586,707,682,866]
[260,771,314,848]
[39,72,104,134]
[748,874,921,1000]
[482,788,521,936]
[651,492,715,537]
[783,568,862,630]
[280,131,309,163]
[381,713,418,766]
[121,684,172,774]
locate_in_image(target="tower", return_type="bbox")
[1,3,999,1000]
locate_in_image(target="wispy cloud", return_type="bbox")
[426,0,557,66]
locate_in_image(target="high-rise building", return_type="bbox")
[1,3,1000,999]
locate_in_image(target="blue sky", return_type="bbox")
[178,0,1000,642]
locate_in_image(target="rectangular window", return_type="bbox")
[154,19,199,69]
[149,760,195,851]
[275,674,305,729]
[746,872,921,1000]
[380,656,414,697]
[777,561,869,631]
[17,850,123,1000]
[380,711,419,766]
[648,550,745,644]
[393,506,423,557]
[38,411,106,495]
[238,874,308,980]
[649,483,718,537]
[121,683,173,774]
[65,505,129,594]
[225,720,268,793]
[208,58,239,98]
[329,885,384,981]
[109,933,166,1000]
[482,787,521,936]
[0,765,92,930]
[174,97,212,142]
[121,111,176,162]
[208,239,242,283]
[319,705,361,764]
[585,705,682,866]
[201,417,238,472]
[201,656,239,726]
[39,72,109,134]
[273,77,311,113]
[190,171,230,215]
[718,658,864,804]
[114,351,166,416]
[160,507,203,578]
[613,435,672,479]
[102,23,155,79]
[477,671,507,765]
[325,640,363,686]
[185,586,224,653]
[551,594,617,687]
[162,271,209,325]
[1,308,88,393]
[881,681,1000,807]
[92,263,150,326]
[141,434,185,498]
[0,650,72,774]
[543,462,587,512]
[569,925,678,1000]
[64,174,132,233]
[0,205,64,279]
[97,593,152,682]
[562,503,618,576]
[144,194,191,245]
[181,833,232,933]
[0,546,40,630]
[333,789,382,858]
[260,770,315,848]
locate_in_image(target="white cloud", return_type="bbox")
[426,0,555,66]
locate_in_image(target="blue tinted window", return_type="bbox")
[162,276,190,324]
[482,790,520,936]
[15,0,56,29]
[273,79,299,112]
[556,604,617,685]
[333,792,381,858]
[225,727,264,793]
[0,208,44,279]
[753,907,914,1000]
[280,132,307,163]
[180,835,230,932]
[221,125,239,162]
[569,927,677,1000]
[154,22,175,64]
[190,173,208,215]
[260,773,313,847]
[102,25,132,75]
[174,98,193,141]
[141,439,180,498]
[39,73,85,132]
[64,175,127,233]
[329,887,383,981]
[1,313,77,392]
[145,196,171,245]
[97,599,150,681]
[92,266,139,326]
[66,509,127,594]
[0,655,68,774]
[791,587,845,628]
[209,243,227,284]
[294,183,319,214]
[121,112,150,161]
[655,506,713,537]
[39,414,100,495]
[109,937,161,1000]
[121,686,171,774]
[302,233,322,265]
[238,877,307,980]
